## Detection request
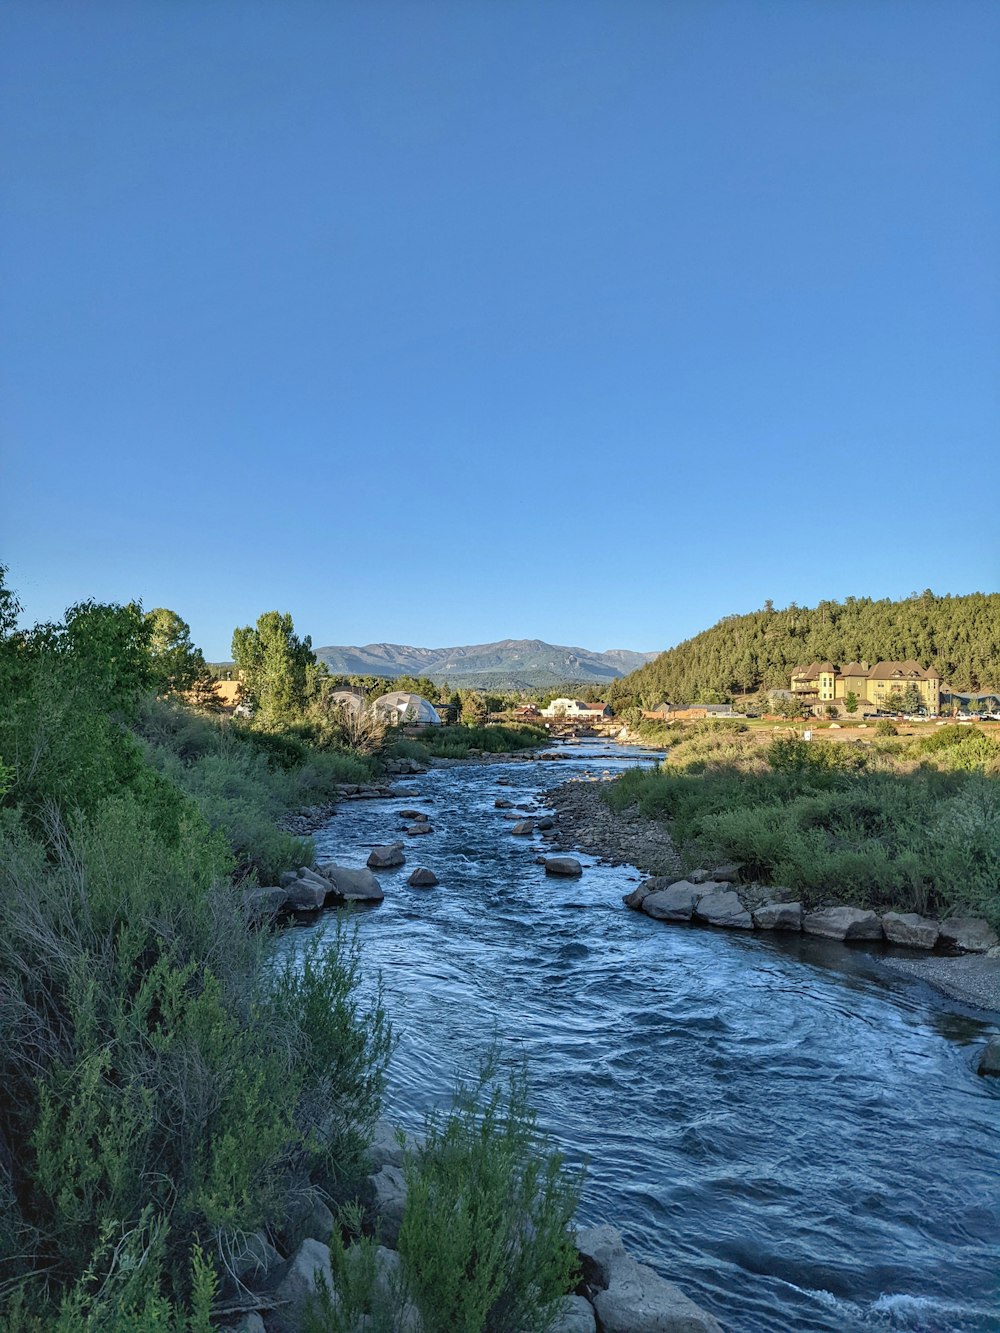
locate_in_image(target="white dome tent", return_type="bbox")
[371,691,442,726]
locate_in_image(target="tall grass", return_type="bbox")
[605,727,1000,923]
[395,724,547,762]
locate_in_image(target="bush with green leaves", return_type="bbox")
[397,1057,581,1333]
[605,725,1000,923]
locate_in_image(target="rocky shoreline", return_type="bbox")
[544,776,1000,1021]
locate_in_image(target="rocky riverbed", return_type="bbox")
[544,777,682,877]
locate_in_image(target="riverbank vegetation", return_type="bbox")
[608,590,1000,708]
[0,570,573,1327]
[606,723,1000,925]
[390,723,548,763]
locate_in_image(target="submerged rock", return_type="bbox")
[408,867,439,887]
[406,823,434,836]
[978,1038,1000,1077]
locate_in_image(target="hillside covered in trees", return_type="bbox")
[607,591,1000,708]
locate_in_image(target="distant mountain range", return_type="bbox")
[313,639,656,689]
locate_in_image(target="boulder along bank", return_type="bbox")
[544,776,1000,1021]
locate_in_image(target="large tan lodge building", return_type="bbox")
[789,660,941,714]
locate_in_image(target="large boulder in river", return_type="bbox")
[544,857,583,878]
[641,881,708,922]
[881,912,940,949]
[406,823,434,836]
[803,906,882,941]
[317,863,385,903]
[693,889,753,930]
[752,901,803,931]
[495,798,514,809]
[576,1226,721,1333]
[408,867,438,888]
[367,842,405,869]
[938,917,999,953]
[511,820,534,835]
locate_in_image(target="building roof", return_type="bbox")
[867,660,938,681]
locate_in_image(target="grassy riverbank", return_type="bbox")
[605,723,1000,925]
[389,722,547,762]
[0,579,571,1328]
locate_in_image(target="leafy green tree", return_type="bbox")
[844,691,860,714]
[884,692,906,715]
[231,612,315,730]
[145,608,206,696]
[903,685,923,714]
[460,691,487,726]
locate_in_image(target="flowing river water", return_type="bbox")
[276,741,1000,1333]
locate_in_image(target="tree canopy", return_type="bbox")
[231,611,315,729]
[608,591,1000,709]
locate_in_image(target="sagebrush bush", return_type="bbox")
[397,1057,581,1333]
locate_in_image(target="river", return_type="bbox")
[276,740,1000,1333]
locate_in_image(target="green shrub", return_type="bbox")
[397,1057,581,1333]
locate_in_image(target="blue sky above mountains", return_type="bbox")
[3,1,997,659]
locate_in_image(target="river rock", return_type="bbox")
[400,809,428,821]
[269,1239,335,1333]
[752,901,803,931]
[881,912,940,949]
[938,918,1000,953]
[693,889,753,930]
[978,1037,1000,1077]
[282,877,328,912]
[710,864,741,883]
[624,875,684,911]
[242,886,287,922]
[406,823,434,836]
[286,1194,335,1250]
[317,864,385,903]
[803,906,882,941]
[641,881,706,922]
[370,1163,407,1247]
[537,816,555,830]
[687,869,715,885]
[593,1262,723,1333]
[408,867,438,887]
[576,1226,721,1333]
[369,1246,423,1331]
[511,820,535,835]
[550,1294,597,1333]
[368,1117,421,1171]
[544,856,583,877]
[495,798,514,808]
[229,1229,283,1285]
[367,842,406,869]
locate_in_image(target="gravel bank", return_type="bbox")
[880,955,1000,1017]
[543,778,682,878]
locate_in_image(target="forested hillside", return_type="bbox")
[607,592,1000,708]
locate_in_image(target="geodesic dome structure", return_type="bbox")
[371,691,442,726]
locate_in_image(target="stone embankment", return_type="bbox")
[218,1119,723,1333]
[546,777,1000,1023]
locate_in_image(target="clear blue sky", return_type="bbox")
[3,1,997,660]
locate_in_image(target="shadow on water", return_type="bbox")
[274,740,1000,1333]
